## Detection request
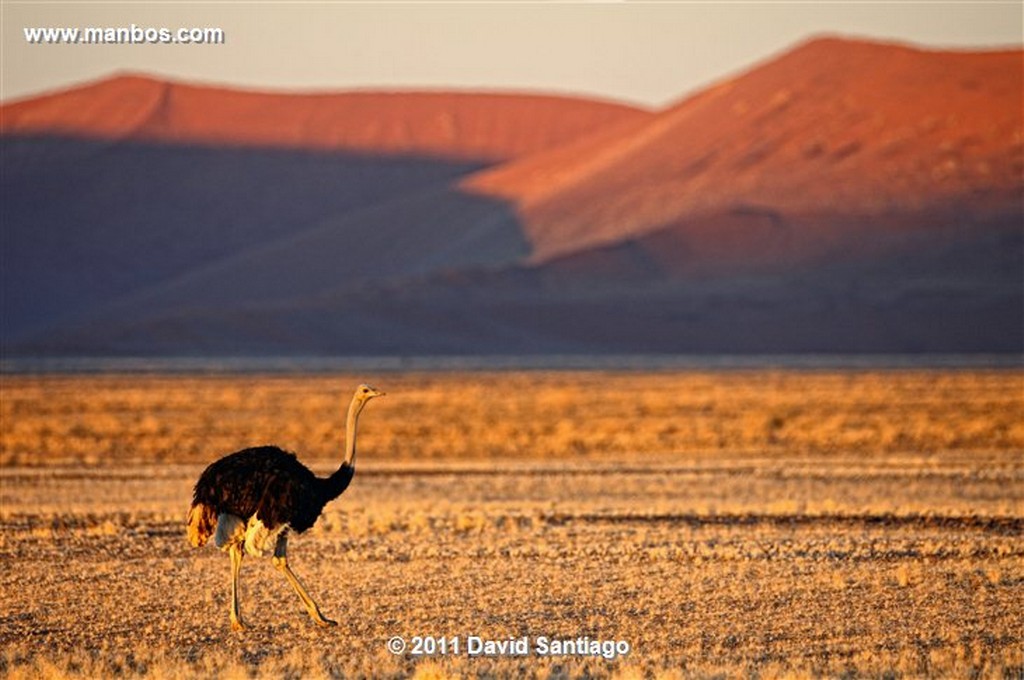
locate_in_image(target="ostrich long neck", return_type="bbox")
[321,395,363,501]
[344,395,362,467]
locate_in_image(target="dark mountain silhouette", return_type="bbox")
[3,37,1021,356]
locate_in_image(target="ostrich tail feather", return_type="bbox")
[186,503,217,547]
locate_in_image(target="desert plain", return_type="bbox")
[1,369,1022,678]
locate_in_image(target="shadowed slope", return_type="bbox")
[0,136,517,342]
[24,212,1020,355]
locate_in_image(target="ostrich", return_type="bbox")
[187,383,384,631]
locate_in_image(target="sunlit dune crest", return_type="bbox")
[466,37,1023,260]
[0,74,651,162]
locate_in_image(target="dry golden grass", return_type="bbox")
[1,370,1022,678]
[3,371,1022,466]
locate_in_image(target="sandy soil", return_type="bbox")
[1,371,1021,678]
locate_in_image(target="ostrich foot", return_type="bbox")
[314,616,337,628]
[231,619,246,632]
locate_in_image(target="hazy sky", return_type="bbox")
[3,2,1022,107]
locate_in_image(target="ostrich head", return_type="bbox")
[354,384,386,405]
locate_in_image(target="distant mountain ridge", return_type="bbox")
[2,36,1021,355]
[2,74,650,161]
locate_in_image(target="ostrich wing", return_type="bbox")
[252,469,324,534]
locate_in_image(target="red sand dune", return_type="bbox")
[0,74,650,161]
[465,37,1024,261]
[3,36,1021,355]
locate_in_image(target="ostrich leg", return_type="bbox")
[229,543,245,631]
[272,533,337,627]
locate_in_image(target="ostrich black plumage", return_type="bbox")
[187,384,384,631]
